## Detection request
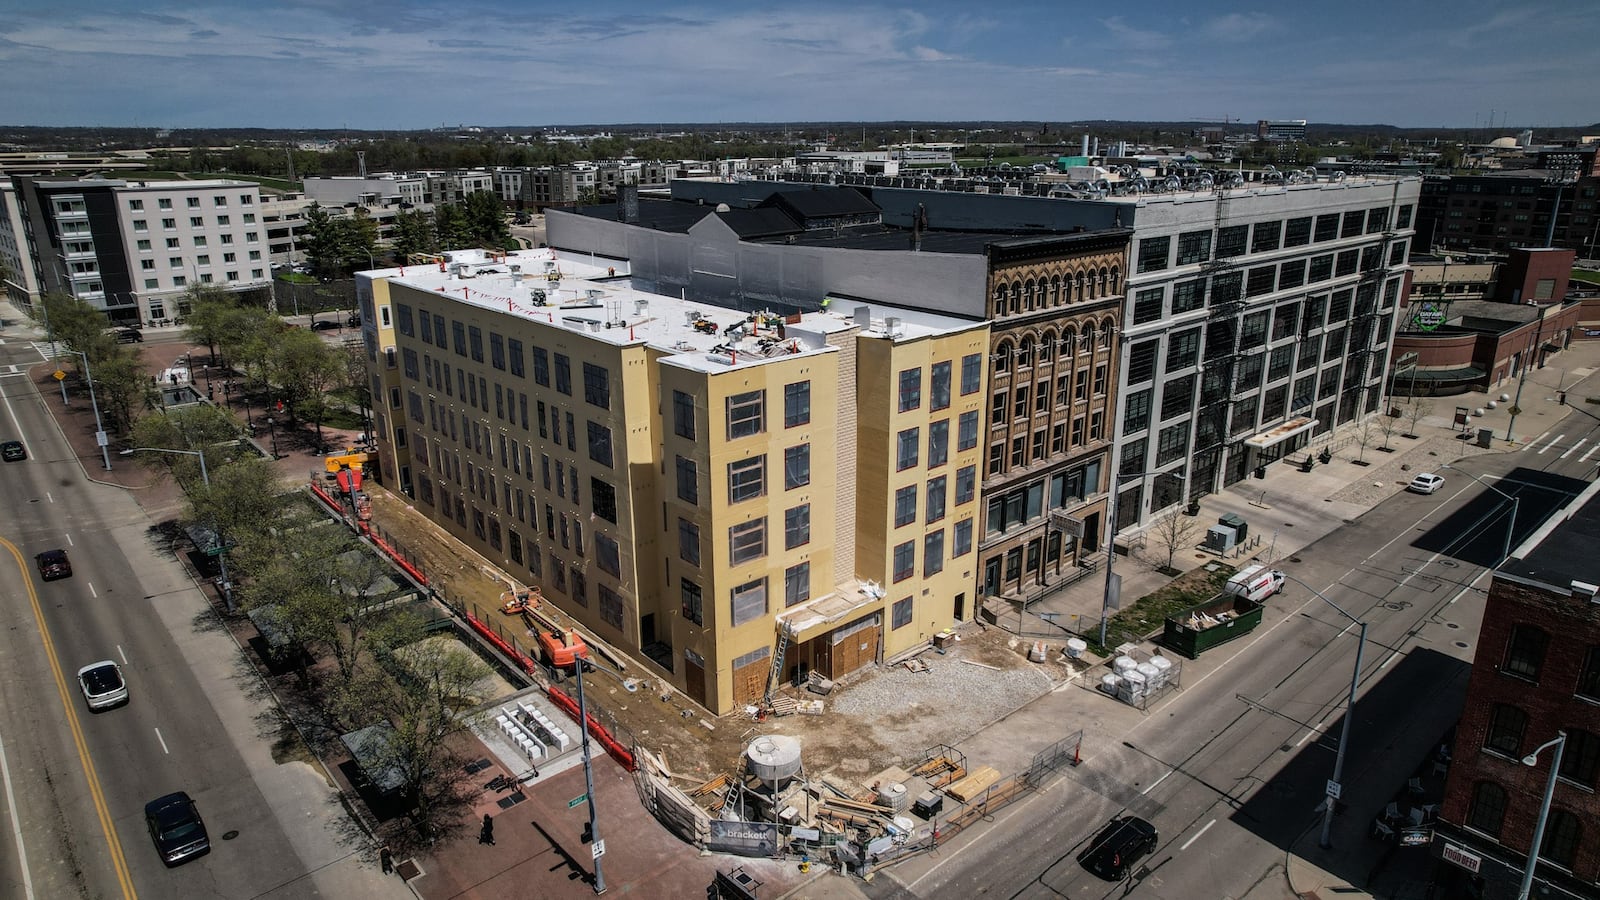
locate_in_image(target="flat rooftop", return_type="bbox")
[1500,489,1600,594]
[369,248,981,374]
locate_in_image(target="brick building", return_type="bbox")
[1432,482,1600,898]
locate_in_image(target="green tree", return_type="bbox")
[127,403,248,481]
[462,191,511,248]
[391,208,438,260]
[267,328,343,446]
[41,291,115,367]
[181,283,239,365]
[94,347,153,434]
[187,456,293,571]
[434,203,472,249]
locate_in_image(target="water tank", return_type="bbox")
[746,735,803,785]
[877,782,908,813]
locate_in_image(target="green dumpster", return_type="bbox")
[1161,595,1265,659]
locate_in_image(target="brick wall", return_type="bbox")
[1441,577,1600,882]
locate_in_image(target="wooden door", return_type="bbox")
[684,655,706,708]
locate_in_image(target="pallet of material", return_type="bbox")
[945,765,1002,802]
[902,657,931,674]
[913,755,966,788]
[690,773,730,796]
[768,696,800,716]
[796,699,825,715]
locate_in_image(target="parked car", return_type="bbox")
[36,549,72,580]
[77,661,128,710]
[114,328,144,343]
[1078,816,1158,881]
[144,792,210,866]
[1,440,25,461]
[1408,473,1445,495]
[309,319,339,331]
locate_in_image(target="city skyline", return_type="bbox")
[1,0,1595,132]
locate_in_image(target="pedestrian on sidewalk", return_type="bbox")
[380,845,393,874]
[479,813,495,845]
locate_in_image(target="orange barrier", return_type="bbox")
[466,612,536,676]
[547,686,636,771]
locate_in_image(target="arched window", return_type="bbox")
[1100,317,1116,348]
[1017,336,1034,369]
[1060,326,1077,356]
[993,286,1007,319]
[1542,809,1582,869]
[994,341,1013,373]
[1038,329,1057,364]
[1466,782,1507,837]
[1024,279,1037,312]
[1080,324,1096,354]
[1007,282,1020,315]
[1109,265,1121,295]
[1075,271,1087,301]
[1100,266,1110,296]
[1051,275,1063,306]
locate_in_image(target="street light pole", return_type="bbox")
[1278,573,1368,850]
[122,446,232,612]
[1440,463,1520,564]
[1518,732,1567,900]
[573,661,606,894]
[70,350,111,470]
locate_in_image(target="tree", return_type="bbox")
[392,208,437,260]
[214,305,283,395]
[434,203,472,250]
[186,456,292,565]
[1352,418,1378,464]
[181,284,240,365]
[1405,399,1432,439]
[267,328,343,445]
[1378,404,1402,450]
[94,347,153,433]
[462,190,511,248]
[339,342,373,435]
[128,403,247,480]
[41,291,115,367]
[1151,512,1199,573]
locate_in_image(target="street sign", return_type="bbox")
[591,839,605,859]
[568,793,587,809]
[95,430,108,447]
[1442,842,1482,874]
[1325,780,1342,800]
[52,370,66,381]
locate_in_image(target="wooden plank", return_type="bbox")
[945,765,1001,802]
[690,774,730,796]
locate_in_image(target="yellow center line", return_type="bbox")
[0,538,137,899]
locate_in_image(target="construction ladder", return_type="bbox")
[763,622,795,707]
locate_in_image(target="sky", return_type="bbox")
[1,0,1595,131]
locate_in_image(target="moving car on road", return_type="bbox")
[114,328,144,343]
[1408,472,1445,494]
[145,792,210,865]
[36,549,72,580]
[1078,816,1158,881]
[77,661,128,710]
[1,440,24,461]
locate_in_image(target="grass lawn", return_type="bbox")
[196,172,298,192]
[1091,560,1238,655]
[278,273,317,284]
[1573,269,1600,285]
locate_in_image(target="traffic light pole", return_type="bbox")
[574,661,606,894]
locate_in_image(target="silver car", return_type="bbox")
[77,661,128,710]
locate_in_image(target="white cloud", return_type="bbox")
[1099,16,1171,51]
[1201,12,1274,42]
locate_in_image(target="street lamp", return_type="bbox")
[68,350,112,470]
[1440,463,1520,564]
[1278,572,1368,850]
[1099,470,1186,648]
[121,446,233,613]
[266,416,278,459]
[1518,731,1567,900]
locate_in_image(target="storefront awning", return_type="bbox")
[1244,416,1318,450]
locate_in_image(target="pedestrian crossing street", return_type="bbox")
[1520,430,1600,462]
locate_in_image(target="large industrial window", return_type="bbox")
[894,486,918,527]
[598,586,623,629]
[672,390,696,439]
[1136,236,1170,273]
[1314,214,1340,243]
[785,563,810,607]
[1484,703,1527,756]
[554,354,572,395]
[928,421,949,467]
[1132,288,1164,325]
[1216,225,1248,259]
[892,541,915,582]
[960,353,983,394]
[898,368,922,412]
[1172,279,1205,314]
[587,422,613,467]
[1284,217,1312,247]
[468,326,484,362]
[930,361,952,411]
[1176,230,1211,265]
[784,381,810,427]
[730,578,767,626]
[596,533,621,577]
[1542,810,1583,869]
[924,531,945,576]
[1124,389,1152,434]
[784,444,810,489]
[1126,341,1159,384]
[953,519,973,556]
[489,333,505,370]
[582,363,610,409]
[892,597,914,629]
[927,476,948,523]
[1466,782,1506,837]
[729,520,767,565]
[1251,221,1281,253]
[590,478,617,523]
[897,428,920,470]
[956,465,976,504]
[1167,330,1200,371]
[1560,729,1600,788]
[675,456,698,505]
[728,457,766,502]
[1156,423,1189,466]
[785,505,810,549]
[678,518,700,565]
[728,391,766,438]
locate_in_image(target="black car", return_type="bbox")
[35,549,72,581]
[144,792,210,866]
[1077,816,1158,881]
[309,319,339,331]
[114,328,144,343]
[1,440,24,461]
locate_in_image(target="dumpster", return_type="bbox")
[1161,595,1265,659]
[1217,512,1248,544]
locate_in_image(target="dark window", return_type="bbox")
[785,504,810,549]
[582,363,610,409]
[675,456,698,504]
[591,478,617,523]
[554,353,571,395]
[892,596,914,629]
[1315,213,1340,242]
[1172,279,1205,314]
[1247,266,1276,297]
[1285,216,1312,247]
[532,347,549,385]
[927,476,947,523]
[1504,624,1549,681]
[587,421,613,467]
[729,520,767,565]
[930,361,952,411]
[1133,288,1164,324]
[1216,224,1248,259]
[1210,271,1242,307]
[1579,646,1600,698]
[1176,230,1211,265]
[892,541,915,582]
[680,579,703,625]
[894,486,917,527]
[508,338,524,377]
[897,428,919,470]
[1167,329,1200,370]
[958,410,979,451]
[1124,389,1152,433]
[1560,729,1600,788]
[672,390,696,439]
[1161,375,1194,420]
[1542,809,1582,869]
[960,353,983,394]
[1341,210,1364,238]
[954,519,973,556]
[1252,220,1282,253]
[728,391,766,438]
[1466,782,1507,837]
[1278,260,1306,290]
[1397,204,1414,229]
[924,531,945,576]
[452,320,466,356]
[898,368,922,412]
[1127,340,1159,384]
[1137,235,1170,273]
[784,444,810,489]
[396,303,414,336]
[596,533,621,576]
[956,465,976,504]
[489,332,505,370]
[785,563,810,607]
[928,420,949,467]
[678,519,700,565]
[784,382,810,427]
[1484,703,1527,756]
[468,325,484,362]
[1308,254,1333,283]
[1156,423,1189,466]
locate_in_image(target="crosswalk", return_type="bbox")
[1518,430,1600,462]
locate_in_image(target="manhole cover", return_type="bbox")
[1455,641,1470,649]
[1446,622,1460,629]
[1439,560,1460,568]
[1288,557,1303,563]
[222,830,239,841]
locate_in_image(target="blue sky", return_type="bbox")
[1,1,1594,130]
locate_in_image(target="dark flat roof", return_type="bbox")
[1501,490,1600,591]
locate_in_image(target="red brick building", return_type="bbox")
[1432,485,1600,898]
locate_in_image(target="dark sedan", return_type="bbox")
[145,792,210,866]
[36,549,72,581]
[1,441,24,462]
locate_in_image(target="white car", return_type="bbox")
[77,661,128,710]
[1408,473,1445,495]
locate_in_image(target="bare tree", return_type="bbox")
[1151,512,1200,573]
[1378,404,1402,451]
[1405,399,1433,439]
[1352,418,1378,464]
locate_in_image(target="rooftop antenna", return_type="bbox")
[357,150,367,178]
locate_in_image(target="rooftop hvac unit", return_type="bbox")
[1205,524,1237,554]
[885,317,902,336]
[853,306,871,329]
[634,298,649,315]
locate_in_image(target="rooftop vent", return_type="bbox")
[853,306,871,329]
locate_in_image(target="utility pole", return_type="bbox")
[574,662,606,894]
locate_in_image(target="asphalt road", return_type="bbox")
[875,403,1600,900]
[0,334,369,899]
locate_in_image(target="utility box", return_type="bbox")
[1217,513,1248,544]
[1205,524,1238,554]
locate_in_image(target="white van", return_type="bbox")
[1225,565,1286,603]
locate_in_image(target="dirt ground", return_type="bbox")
[360,487,1070,788]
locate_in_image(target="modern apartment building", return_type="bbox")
[364,248,989,713]
[1414,147,1600,257]
[548,187,1132,610]
[1431,482,1600,899]
[1,175,271,323]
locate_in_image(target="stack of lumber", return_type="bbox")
[690,774,730,796]
[945,765,1001,802]
[820,795,894,826]
[912,755,967,789]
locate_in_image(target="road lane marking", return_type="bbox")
[1525,430,1550,451]
[65,534,74,547]
[117,645,127,665]
[1141,769,1174,795]
[1538,433,1564,454]
[1180,819,1216,851]
[1297,715,1334,747]
[87,583,97,598]
[1563,439,1587,460]
[1584,443,1600,463]
[0,732,37,899]
[0,378,30,458]
[45,492,53,504]
[0,537,137,900]
[154,729,168,755]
